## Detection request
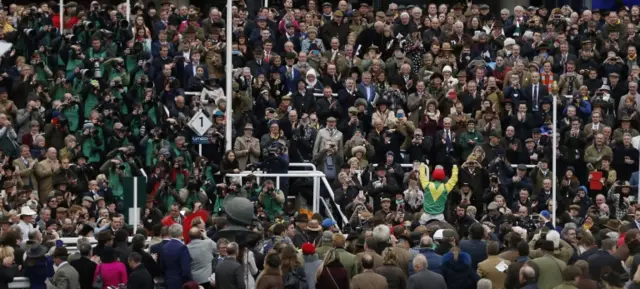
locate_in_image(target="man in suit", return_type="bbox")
[584,111,606,140]
[154,10,170,37]
[351,254,388,289]
[233,123,261,170]
[277,23,301,54]
[161,224,193,289]
[587,238,626,281]
[407,254,446,289]
[358,72,379,106]
[128,252,154,289]
[553,42,578,74]
[280,53,301,94]
[13,144,37,190]
[214,242,245,289]
[183,50,208,87]
[70,242,97,289]
[35,147,60,201]
[246,48,270,77]
[45,247,81,289]
[525,72,549,113]
[187,227,217,288]
[477,241,510,289]
[530,240,566,289]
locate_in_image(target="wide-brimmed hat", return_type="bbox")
[26,245,48,258]
[306,219,322,231]
[605,219,621,231]
[18,206,37,217]
[294,214,309,223]
[536,43,549,51]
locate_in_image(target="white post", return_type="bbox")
[265,0,269,8]
[59,0,64,33]
[199,144,202,156]
[552,96,558,228]
[133,177,138,234]
[276,176,280,190]
[126,0,130,22]
[224,1,233,151]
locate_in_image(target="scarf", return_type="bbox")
[541,72,554,91]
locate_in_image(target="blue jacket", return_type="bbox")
[279,66,301,94]
[161,239,193,289]
[441,251,479,289]
[23,256,55,289]
[409,248,443,275]
[459,239,487,271]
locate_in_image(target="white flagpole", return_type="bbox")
[60,0,64,33]
[225,0,233,151]
[552,94,558,228]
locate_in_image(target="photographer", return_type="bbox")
[16,100,44,141]
[257,179,285,221]
[106,122,134,153]
[212,182,239,214]
[142,127,171,168]
[76,114,104,165]
[483,173,508,215]
[99,151,139,211]
[240,174,261,202]
[56,94,80,134]
[407,128,431,166]
[170,156,191,191]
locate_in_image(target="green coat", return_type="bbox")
[458,130,484,160]
[258,189,285,220]
[62,104,80,133]
[81,127,104,163]
[83,93,99,118]
[145,139,169,168]
[335,248,358,279]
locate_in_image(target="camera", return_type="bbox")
[491,176,498,183]
[117,164,126,170]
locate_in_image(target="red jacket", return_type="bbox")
[52,14,79,30]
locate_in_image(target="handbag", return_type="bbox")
[92,264,103,289]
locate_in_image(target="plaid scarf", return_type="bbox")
[541,72,554,91]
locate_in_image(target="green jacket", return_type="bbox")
[422,165,459,216]
[335,248,358,279]
[258,189,285,220]
[458,130,484,160]
[145,139,170,167]
[62,104,80,133]
[81,127,104,163]
[100,159,132,199]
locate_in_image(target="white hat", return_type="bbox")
[18,206,37,217]
[504,38,516,47]
[433,229,444,240]
[443,65,452,73]
[599,85,611,91]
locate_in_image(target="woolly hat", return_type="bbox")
[301,242,315,255]
[432,166,446,181]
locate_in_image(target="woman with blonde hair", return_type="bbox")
[374,248,406,289]
[315,248,349,289]
[0,245,17,289]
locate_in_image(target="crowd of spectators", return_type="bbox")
[1,0,640,289]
